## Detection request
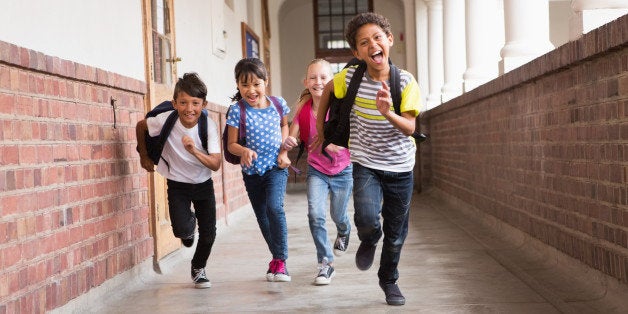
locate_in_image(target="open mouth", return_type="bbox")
[371,51,384,64]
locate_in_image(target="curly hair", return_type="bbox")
[345,12,392,50]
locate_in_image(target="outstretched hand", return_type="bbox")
[376,81,393,116]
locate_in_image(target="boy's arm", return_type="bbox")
[312,81,333,150]
[376,81,416,136]
[182,135,221,171]
[135,119,155,172]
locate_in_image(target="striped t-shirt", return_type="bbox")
[332,65,421,172]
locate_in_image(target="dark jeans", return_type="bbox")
[352,163,413,283]
[167,178,216,269]
[243,167,289,260]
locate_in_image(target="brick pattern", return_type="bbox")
[420,15,628,283]
[0,41,151,313]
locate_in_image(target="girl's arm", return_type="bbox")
[277,115,292,169]
[227,125,257,167]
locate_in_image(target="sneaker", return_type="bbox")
[355,242,376,271]
[314,258,335,285]
[273,259,291,282]
[379,281,405,305]
[266,259,277,282]
[181,234,194,248]
[333,234,350,256]
[191,267,211,289]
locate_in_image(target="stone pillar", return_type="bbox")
[441,0,466,102]
[425,0,444,109]
[500,0,554,74]
[415,0,429,112]
[463,0,502,92]
[570,0,628,40]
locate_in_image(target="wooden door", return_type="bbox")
[142,0,181,271]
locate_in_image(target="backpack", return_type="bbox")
[322,58,425,158]
[139,100,208,168]
[222,96,284,165]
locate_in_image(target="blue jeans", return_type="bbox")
[307,164,353,264]
[243,167,289,260]
[352,163,413,284]
[166,178,217,269]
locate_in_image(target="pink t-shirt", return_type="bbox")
[296,101,351,175]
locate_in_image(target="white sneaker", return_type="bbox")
[314,258,335,285]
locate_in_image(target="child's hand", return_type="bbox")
[277,152,291,169]
[282,136,298,151]
[182,135,196,154]
[376,81,393,116]
[240,148,257,167]
[139,156,155,172]
[324,143,345,154]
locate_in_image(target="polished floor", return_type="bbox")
[87,189,628,313]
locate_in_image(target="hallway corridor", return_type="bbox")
[86,189,628,313]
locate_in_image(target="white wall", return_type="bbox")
[0,0,145,81]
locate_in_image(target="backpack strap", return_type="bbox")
[156,110,179,169]
[389,64,402,115]
[199,109,208,152]
[237,100,246,141]
[321,62,366,159]
[269,96,283,116]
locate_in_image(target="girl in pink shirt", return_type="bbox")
[283,59,353,285]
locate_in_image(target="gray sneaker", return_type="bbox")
[314,258,335,285]
[333,234,350,256]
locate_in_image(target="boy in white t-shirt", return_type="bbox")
[136,73,221,289]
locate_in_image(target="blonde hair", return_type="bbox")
[298,58,332,103]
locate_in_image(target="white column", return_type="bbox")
[500,0,554,74]
[570,0,628,40]
[441,0,466,102]
[463,0,502,92]
[426,0,444,109]
[415,0,429,112]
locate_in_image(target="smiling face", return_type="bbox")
[173,91,206,128]
[237,73,267,107]
[352,23,394,72]
[304,61,332,98]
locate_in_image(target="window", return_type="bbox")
[152,0,173,84]
[314,0,372,68]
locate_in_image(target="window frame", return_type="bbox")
[313,0,373,64]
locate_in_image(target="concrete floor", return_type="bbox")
[83,189,628,313]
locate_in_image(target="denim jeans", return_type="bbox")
[167,178,217,269]
[307,164,353,264]
[243,167,289,260]
[352,163,413,283]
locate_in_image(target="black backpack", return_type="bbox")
[139,101,208,168]
[322,59,425,159]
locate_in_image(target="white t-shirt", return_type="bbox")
[147,111,221,184]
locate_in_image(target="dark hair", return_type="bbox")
[345,12,392,50]
[231,58,268,101]
[173,72,207,100]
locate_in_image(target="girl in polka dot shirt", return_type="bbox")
[225,58,292,282]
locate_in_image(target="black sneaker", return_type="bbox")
[355,242,376,270]
[379,281,405,305]
[314,258,335,285]
[333,234,350,256]
[181,234,194,247]
[191,267,211,289]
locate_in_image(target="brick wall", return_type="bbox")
[0,42,151,312]
[419,15,628,283]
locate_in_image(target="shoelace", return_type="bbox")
[193,268,207,281]
[336,237,346,250]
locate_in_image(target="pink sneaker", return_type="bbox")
[273,259,291,282]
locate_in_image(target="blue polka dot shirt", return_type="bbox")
[226,96,290,175]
